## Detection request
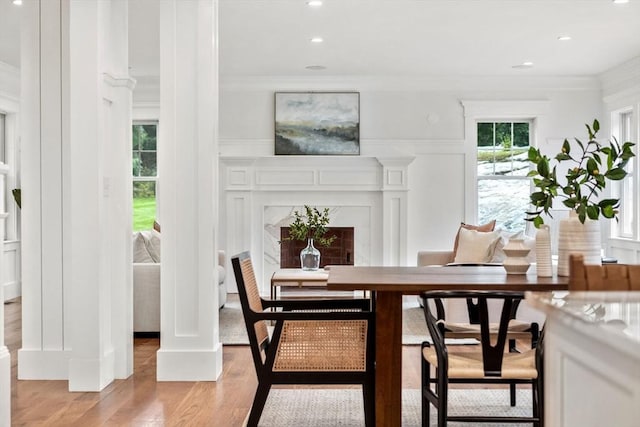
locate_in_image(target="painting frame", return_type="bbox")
[274,91,360,155]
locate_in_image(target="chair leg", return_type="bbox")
[508,338,518,407]
[510,382,516,407]
[363,380,375,427]
[536,374,545,427]
[422,357,431,426]
[532,381,539,427]
[247,382,271,427]
[437,373,447,427]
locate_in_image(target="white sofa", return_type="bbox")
[133,229,227,333]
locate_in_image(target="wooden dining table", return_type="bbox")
[326,265,569,427]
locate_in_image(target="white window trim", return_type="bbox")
[610,106,639,241]
[132,120,160,227]
[461,100,550,227]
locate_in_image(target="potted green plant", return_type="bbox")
[526,119,635,275]
[286,205,336,271]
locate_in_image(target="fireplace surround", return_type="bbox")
[220,155,414,295]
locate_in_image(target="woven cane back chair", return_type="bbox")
[569,254,640,291]
[421,291,543,427]
[231,251,375,427]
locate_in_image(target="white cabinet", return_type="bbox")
[528,292,640,427]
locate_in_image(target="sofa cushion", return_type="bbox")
[133,231,155,263]
[453,227,501,264]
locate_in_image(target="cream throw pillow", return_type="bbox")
[453,228,501,263]
[133,232,155,263]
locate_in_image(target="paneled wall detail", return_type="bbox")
[220,156,413,294]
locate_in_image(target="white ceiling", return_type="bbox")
[2,0,640,79]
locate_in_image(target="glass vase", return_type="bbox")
[300,238,321,271]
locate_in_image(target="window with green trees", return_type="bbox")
[132,122,158,231]
[477,121,531,232]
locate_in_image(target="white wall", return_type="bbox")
[218,75,603,263]
[602,56,640,262]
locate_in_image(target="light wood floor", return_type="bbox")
[5,298,429,426]
[5,297,516,426]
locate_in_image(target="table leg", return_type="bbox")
[375,291,403,427]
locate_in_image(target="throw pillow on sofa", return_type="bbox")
[132,230,161,263]
[452,220,496,259]
[453,227,501,264]
[133,231,155,263]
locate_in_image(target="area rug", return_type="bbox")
[220,294,476,346]
[255,388,533,426]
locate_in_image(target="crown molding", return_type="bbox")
[220,74,600,92]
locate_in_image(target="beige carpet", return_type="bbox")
[255,388,533,426]
[220,294,476,345]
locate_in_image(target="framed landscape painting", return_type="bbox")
[275,92,360,155]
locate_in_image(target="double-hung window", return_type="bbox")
[612,110,636,239]
[132,121,158,231]
[477,121,531,233]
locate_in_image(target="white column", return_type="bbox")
[220,158,256,293]
[102,0,135,380]
[157,0,222,381]
[18,0,72,380]
[19,0,133,389]
[67,0,133,391]
[377,157,414,266]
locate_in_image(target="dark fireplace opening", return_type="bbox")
[280,227,355,268]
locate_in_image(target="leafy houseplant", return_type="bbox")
[526,119,635,227]
[286,206,336,271]
[286,205,336,247]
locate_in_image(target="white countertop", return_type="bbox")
[527,291,640,354]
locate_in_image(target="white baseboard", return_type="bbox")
[17,349,72,380]
[156,344,223,381]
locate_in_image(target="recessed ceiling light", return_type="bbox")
[12,0,22,5]
[558,35,572,41]
[512,61,534,69]
[612,0,629,4]
[310,37,324,43]
[307,0,323,6]
[305,65,327,71]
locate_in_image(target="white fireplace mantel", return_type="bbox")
[219,155,414,294]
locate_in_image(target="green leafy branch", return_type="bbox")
[526,119,635,227]
[285,205,336,247]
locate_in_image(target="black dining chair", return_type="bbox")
[420,290,543,427]
[231,251,376,427]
